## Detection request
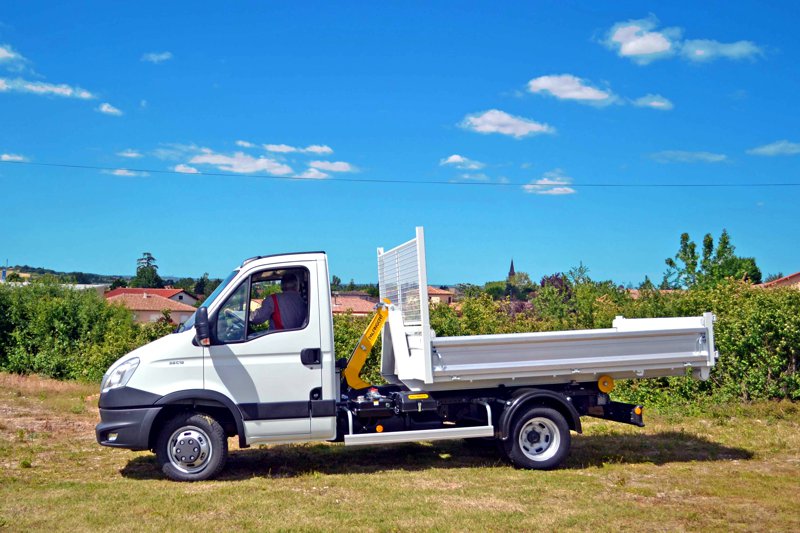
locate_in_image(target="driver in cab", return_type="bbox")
[249,273,307,331]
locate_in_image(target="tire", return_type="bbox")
[504,407,570,470]
[155,412,228,481]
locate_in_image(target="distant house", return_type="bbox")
[759,271,800,290]
[428,286,455,305]
[331,293,378,316]
[106,293,197,324]
[105,287,199,306]
[69,284,110,297]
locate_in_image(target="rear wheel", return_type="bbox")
[504,407,570,470]
[155,412,227,481]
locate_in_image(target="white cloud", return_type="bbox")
[0,44,27,70]
[440,154,485,170]
[117,149,142,158]
[522,169,576,195]
[1,153,27,162]
[650,150,727,163]
[537,187,576,195]
[304,144,333,154]
[97,102,123,116]
[105,168,148,177]
[173,164,199,174]
[633,94,674,110]
[309,160,355,172]
[461,109,554,139]
[151,143,202,160]
[189,150,293,175]
[0,45,20,62]
[528,74,615,104]
[604,17,762,65]
[298,168,329,179]
[746,140,800,157]
[264,143,334,154]
[0,77,94,99]
[264,144,298,153]
[235,140,256,148]
[605,17,677,64]
[681,39,762,62]
[141,51,173,64]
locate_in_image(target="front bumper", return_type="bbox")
[96,407,163,450]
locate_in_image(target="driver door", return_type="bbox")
[204,260,322,442]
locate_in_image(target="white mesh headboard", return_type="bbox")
[377,227,433,385]
[377,227,430,326]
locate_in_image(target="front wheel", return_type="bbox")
[504,407,570,470]
[155,412,228,481]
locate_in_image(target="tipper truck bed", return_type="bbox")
[96,227,717,481]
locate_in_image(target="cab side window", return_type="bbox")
[215,281,248,343]
[215,267,310,343]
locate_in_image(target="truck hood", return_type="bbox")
[103,328,203,394]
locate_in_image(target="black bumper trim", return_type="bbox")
[98,386,162,409]
[96,407,163,450]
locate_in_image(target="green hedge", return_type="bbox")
[2,277,797,405]
[0,279,174,381]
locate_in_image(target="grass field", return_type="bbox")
[1,372,798,532]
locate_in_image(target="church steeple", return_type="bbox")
[508,259,516,280]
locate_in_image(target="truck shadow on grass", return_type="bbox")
[120,431,752,480]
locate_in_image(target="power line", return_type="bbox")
[2,159,799,188]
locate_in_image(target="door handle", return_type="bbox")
[301,348,322,365]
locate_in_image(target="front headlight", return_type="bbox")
[101,358,140,392]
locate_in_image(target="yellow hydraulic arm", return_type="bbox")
[342,299,391,390]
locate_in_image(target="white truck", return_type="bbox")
[96,228,717,481]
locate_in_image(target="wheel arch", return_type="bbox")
[498,388,582,440]
[150,389,248,449]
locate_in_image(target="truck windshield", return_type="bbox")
[176,270,238,332]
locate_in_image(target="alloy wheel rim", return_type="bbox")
[168,426,212,474]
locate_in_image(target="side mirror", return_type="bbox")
[195,307,211,346]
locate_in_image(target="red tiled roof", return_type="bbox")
[760,271,800,288]
[106,293,197,313]
[331,295,377,315]
[105,288,195,300]
[427,286,454,296]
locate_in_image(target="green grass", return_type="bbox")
[1,372,798,532]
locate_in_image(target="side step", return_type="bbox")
[344,425,494,446]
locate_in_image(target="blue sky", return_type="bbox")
[1,1,798,285]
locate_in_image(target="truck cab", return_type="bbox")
[96,252,339,480]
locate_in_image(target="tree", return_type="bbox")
[5,271,22,282]
[456,283,483,298]
[662,230,762,289]
[109,278,128,290]
[331,275,342,291]
[130,252,165,288]
[508,271,535,300]
[662,233,699,289]
[173,277,196,293]
[365,284,380,298]
[483,280,508,300]
[194,273,210,296]
[765,272,784,283]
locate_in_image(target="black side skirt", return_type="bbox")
[238,400,336,421]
